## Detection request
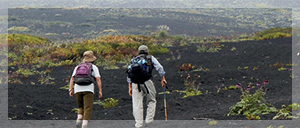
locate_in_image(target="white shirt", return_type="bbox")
[72,64,101,94]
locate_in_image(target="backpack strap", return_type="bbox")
[144,83,150,94]
[139,54,153,71]
[137,83,149,94]
[86,62,96,80]
[137,83,141,92]
[146,55,153,70]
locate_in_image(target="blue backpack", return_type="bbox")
[127,54,153,84]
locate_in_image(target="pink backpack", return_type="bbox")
[74,62,94,85]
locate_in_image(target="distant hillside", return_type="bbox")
[1,0,299,8]
[7,8,291,41]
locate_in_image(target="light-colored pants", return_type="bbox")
[132,80,157,128]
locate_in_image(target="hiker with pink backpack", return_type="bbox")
[69,51,102,128]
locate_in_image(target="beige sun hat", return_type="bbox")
[138,45,149,54]
[82,51,97,63]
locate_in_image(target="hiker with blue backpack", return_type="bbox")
[69,51,102,128]
[127,45,167,128]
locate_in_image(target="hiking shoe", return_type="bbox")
[76,123,81,128]
[145,120,153,127]
[76,120,82,128]
[145,120,153,124]
[145,121,157,128]
[135,124,143,128]
[145,123,151,127]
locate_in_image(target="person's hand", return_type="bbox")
[161,76,167,87]
[69,89,74,97]
[129,88,132,96]
[99,91,103,99]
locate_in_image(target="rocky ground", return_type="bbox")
[8,37,292,121]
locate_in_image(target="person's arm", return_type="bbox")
[152,56,167,87]
[69,66,77,97]
[92,65,102,99]
[127,77,132,96]
[161,75,167,87]
[128,83,132,96]
[69,76,75,97]
[96,77,102,99]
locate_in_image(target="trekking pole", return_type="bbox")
[163,86,168,121]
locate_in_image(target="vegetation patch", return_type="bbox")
[251,27,291,40]
[93,98,119,109]
[8,26,30,32]
[273,103,300,120]
[177,63,195,72]
[227,82,277,120]
[196,42,221,53]
[182,73,202,98]
[7,34,169,84]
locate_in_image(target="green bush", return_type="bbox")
[273,103,300,120]
[16,68,37,78]
[156,30,169,39]
[227,88,277,119]
[259,32,291,40]
[228,85,238,90]
[182,74,202,98]
[8,34,51,66]
[59,84,70,90]
[93,98,119,109]
[72,108,79,113]
[196,43,220,53]
[252,27,292,40]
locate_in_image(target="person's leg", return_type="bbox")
[145,80,157,124]
[132,83,144,128]
[76,92,84,128]
[82,92,94,127]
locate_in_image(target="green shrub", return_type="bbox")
[273,103,300,120]
[228,85,238,90]
[59,84,70,90]
[227,88,277,119]
[183,90,202,98]
[259,32,291,40]
[72,108,79,113]
[196,43,221,53]
[156,30,169,39]
[252,27,292,40]
[230,47,236,52]
[8,34,50,53]
[93,98,119,109]
[182,74,202,98]
[149,45,169,55]
[15,68,37,78]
